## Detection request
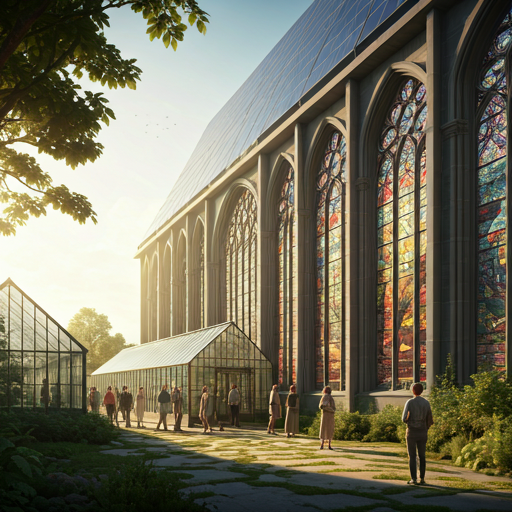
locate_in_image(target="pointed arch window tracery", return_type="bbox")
[315,131,347,391]
[476,9,512,370]
[377,78,427,390]
[226,190,258,343]
[277,166,297,385]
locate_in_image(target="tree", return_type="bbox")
[67,307,134,373]
[0,0,208,235]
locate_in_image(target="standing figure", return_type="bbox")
[319,386,335,450]
[172,386,184,432]
[88,387,94,412]
[136,387,145,428]
[114,387,121,425]
[119,386,133,427]
[103,386,116,424]
[268,384,281,435]
[40,378,51,408]
[284,384,299,438]
[92,386,101,413]
[228,383,240,428]
[402,383,434,485]
[156,384,171,431]
[199,386,211,434]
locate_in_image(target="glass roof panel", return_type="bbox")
[92,322,268,375]
[144,0,411,238]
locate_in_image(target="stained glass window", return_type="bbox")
[377,78,427,390]
[226,190,258,343]
[476,10,511,371]
[277,167,297,385]
[315,132,347,391]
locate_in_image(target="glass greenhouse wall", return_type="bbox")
[91,322,272,426]
[0,279,87,411]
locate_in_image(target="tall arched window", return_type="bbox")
[476,10,511,370]
[277,166,297,385]
[377,78,427,390]
[315,131,347,391]
[226,190,258,342]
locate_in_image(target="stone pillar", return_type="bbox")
[140,257,148,344]
[258,154,272,358]
[346,79,359,411]
[185,215,191,333]
[355,177,372,390]
[426,9,442,388]
[295,123,314,393]
[442,119,471,383]
[204,198,214,327]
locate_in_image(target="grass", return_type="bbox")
[372,472,410,481]
[285,460,338,467]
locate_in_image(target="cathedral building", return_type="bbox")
[135,0,511,411]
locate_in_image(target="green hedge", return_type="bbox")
[0,410,118,445]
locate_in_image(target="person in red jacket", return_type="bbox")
[103,386,116,424]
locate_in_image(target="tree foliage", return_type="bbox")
[0,0,208,235]
[67,307,133,373]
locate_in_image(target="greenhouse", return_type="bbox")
[91,322,272,426]
[0,278,87,411]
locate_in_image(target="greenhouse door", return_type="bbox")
[215,369,253,422]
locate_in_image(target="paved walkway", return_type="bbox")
[102,425,512,512]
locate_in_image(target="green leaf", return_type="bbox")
[171,38,177,51]
[162,32,171,49]
[188,13,197,25]
[10,455,32,478]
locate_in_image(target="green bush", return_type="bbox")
[307,410,371,441]
[95,457,205,512]
[364,405,403,443]
[0,437,42,511]
[0,410,118,445]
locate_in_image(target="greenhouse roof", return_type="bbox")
[92,322,237,375]
[143,0,411,240]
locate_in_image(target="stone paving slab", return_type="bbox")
[391,491,512,511]
[150,455,218,467]
[181,482,384,512]
[99,448,142,456]
[175,469,247,483]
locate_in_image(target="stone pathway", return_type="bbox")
[101,427,512,511]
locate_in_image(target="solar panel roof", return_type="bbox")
[92,322,233,375]
[144,0,409,239]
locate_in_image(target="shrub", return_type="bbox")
[95,457,205,512]
[364,405,403,443]
[0,410,118,445]
[0,437,43,510]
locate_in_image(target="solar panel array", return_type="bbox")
[145,0,409,239]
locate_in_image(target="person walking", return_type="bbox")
[199,386,212,434]
[172,386,184,432]
[156,384,171,431]
[228,383,240,428]
[402,383,434,485]
[268,384,281,435]
[319,386,335,450]
[119,386,133,428]
[92,386,101,413]
[136,387,145,428]
[103,386,116,424]
[284,384,299,438]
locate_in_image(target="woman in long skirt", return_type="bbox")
[284,384,299,438]
[319,386,335,450]
[268,384,281,435]
[199,386,212,434]
[136,387,145,428]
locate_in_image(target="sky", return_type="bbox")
[2,0,313,346]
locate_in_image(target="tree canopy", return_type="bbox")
[67,307,134,373]
[0,0,208,235]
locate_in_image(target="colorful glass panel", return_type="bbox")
[226,190,258,343]
[377,78,427,389]
[476,9,512,370]
[315,131,347,390]
[277,167,297,385]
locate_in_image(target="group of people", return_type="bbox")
[198,383,241,434]
[268,382,434,485]
[156,384,184,432]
